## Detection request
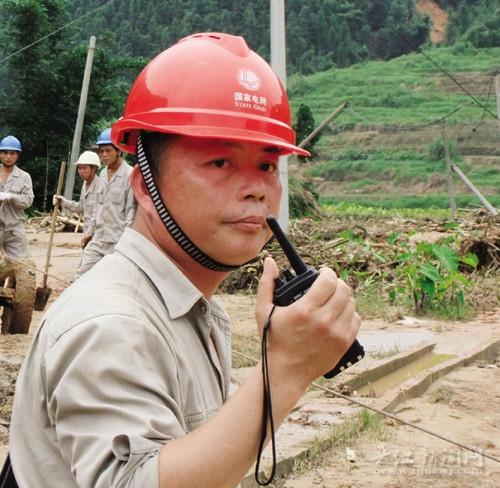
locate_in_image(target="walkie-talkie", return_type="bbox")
[266,215,365,378]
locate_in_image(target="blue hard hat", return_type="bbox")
[96,128,112,145]
[0,135,22,152]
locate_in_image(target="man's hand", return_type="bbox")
[52,194,67,209]
[81,234,92,249]
[256,257,361,389]
[0,191,12,201]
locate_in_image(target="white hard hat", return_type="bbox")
[75,151,101,168]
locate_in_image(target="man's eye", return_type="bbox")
[212,159,229,168]
[260,162,278,173]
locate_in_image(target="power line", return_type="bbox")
[231,341,500,465]
[389,24,498,120]
[0,0,116,65]
[344,71,497,134]
[345,102,471,132]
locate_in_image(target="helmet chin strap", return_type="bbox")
[136,135,241,272]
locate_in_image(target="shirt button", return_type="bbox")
[199,303,208,314]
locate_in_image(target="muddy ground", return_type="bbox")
[0,226,499,487]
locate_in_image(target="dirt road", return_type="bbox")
[1,226,499,487]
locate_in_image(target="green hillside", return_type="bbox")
[289,46,500,211]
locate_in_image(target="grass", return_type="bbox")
[370,344,403,360]
[305,144,498,212]
[321,202,452,219]
[274,410,388,483]
[289,46,500,127]
[290,46,499,211]
[428,385,455,405]
[321,194,500,210]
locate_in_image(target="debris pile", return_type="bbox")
[219,210,499,295]
[29,211,84,233]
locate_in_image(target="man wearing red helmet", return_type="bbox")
[9,33,361,487]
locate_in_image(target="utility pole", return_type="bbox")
[495,73,500,133]
[298,102,349,148]
[451,164,498,216]
[270,0,289,232]
[63,36,96,201]
[442,123,457,218]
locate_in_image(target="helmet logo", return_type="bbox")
[237,68,261,91]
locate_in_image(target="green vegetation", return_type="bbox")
[288,46,500,126]
[288,44,500,212]
[322,194,500,210]
[0,1,498,214]
[389,240,479,319]
[69,0,429,73]
[322,202,452,219]
[0,0,143,209]
[444,0,500,48]
[309,148,439,184]
[286,410,387,479]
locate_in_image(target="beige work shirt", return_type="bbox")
[10,228,232,487]
[62,176,99,235]
[87,161,136,243]
[0,165,34,228]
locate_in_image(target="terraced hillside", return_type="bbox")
[288,47,500,210]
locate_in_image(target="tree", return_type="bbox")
[293,104,321,161]
[0,0,142,209]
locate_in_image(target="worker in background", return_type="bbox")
[75,128,136,278]
[9,33,361,487]
[52,150,101,249]
[0,135,34,258]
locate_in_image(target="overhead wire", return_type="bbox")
[345,102,470,131]
[342,69,497,134]
[231,344,500,465]
[0,0,116,65]
[388,23,498,120]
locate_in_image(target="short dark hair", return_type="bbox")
[140,131,177,180]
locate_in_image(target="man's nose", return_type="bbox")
[239,169,266,202]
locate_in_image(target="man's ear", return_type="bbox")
[130,165,156,216]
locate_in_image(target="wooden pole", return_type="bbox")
[442,123,457,218]
[451,164,498,215]
[495,73,500,134]
[64,36,96,201]
[298,102,349,148]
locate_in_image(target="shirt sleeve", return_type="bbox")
[64,196,83,215]
[85,180,101,236]
[10,172,34,210]
[124,180,137,228]
[43,316,186,488]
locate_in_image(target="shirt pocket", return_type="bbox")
[8,183,23,194]
[110,191,123,204]
[85,193,98,205]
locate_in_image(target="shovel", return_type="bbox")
[34,160,66,311]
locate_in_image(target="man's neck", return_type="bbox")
[132,218,228,298]
[1,164,15,175]
[107,158,122,179]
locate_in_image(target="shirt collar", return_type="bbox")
[107,160,128,179]
[6,166,21,179]
[114,227,204,319]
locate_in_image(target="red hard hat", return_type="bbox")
[112,32,310,157]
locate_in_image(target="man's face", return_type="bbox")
[0,150,19,167]
[77,164,96,182]
[98,145,119,166]
[155,136,282,266]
